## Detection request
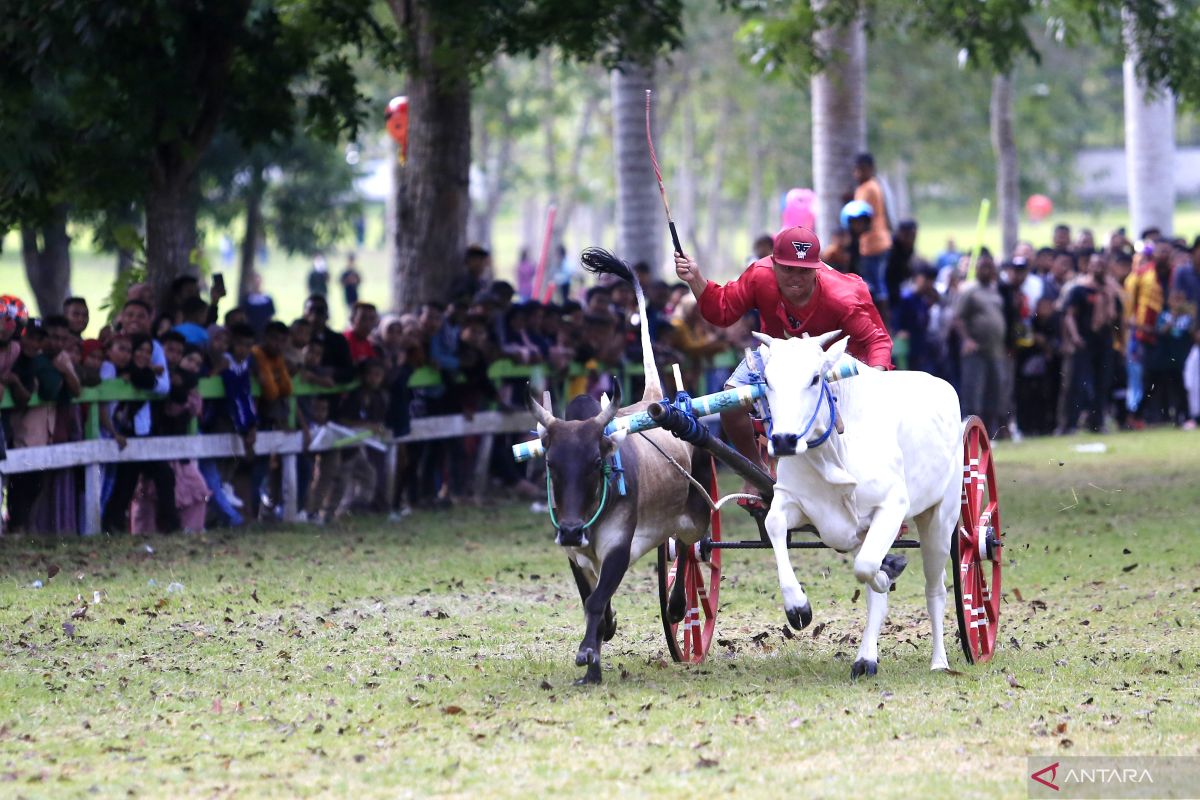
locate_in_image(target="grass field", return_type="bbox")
[1,428,1198,797]
[5,202,1200,337]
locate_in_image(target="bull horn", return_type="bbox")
[525,384,556,432]
[594,379,621,429]
[815,329,843,349]
[751,331,777,347]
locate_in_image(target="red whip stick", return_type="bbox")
[645,89,684,257]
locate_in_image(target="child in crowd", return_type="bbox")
[102,334,182,534]
[130,343,209,533]
[333,358,389,519]
[284,318,312,375]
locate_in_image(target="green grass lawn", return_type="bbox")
[1,431,1198,798]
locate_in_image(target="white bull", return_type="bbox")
[753,330,962,678]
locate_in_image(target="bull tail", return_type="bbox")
[580,247,664,401]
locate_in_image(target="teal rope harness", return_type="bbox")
[546,462,615,532]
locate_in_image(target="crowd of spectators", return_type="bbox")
[2,219,1198,537]
[883,222,1200,439]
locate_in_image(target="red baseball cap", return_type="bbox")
[772,226,822,268]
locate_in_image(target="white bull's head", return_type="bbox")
[753,330,848,457]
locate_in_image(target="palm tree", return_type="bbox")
[990,73,1019,259]
[611,60,664,272]
[1122,10,1175,237]
[811,7,866,242]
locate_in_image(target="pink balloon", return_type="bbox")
[782,188,816,229]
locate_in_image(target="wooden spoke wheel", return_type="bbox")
[658,458,722,663]
[952,416,1003,664]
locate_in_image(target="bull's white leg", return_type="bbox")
[764,497,811,629]
[913,507,951,671]
[853,497,909,594]
[852,586,888,679]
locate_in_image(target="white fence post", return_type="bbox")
[82,463,102,535]
[281,454,298,522]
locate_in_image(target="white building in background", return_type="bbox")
[1076,147,1200,203]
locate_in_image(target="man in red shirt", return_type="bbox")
[674,226,893,495]
[345,302,381,363]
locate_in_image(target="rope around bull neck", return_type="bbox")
[546,463,612,531]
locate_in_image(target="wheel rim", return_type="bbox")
[953,417,1002,664]
[658,458,722,663]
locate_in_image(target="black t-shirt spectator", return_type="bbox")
[1066,283,1103,346]
[310,326,354,384]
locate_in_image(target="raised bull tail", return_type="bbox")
[580,247,664,401]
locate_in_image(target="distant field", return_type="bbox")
[4,202,1199,335]
[0,427,1197,797]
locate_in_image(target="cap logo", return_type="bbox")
[792,241,812,259]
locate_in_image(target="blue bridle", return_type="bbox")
[790,379,838,449]
[749,348,839,450]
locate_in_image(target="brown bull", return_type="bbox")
[526,248,714,684]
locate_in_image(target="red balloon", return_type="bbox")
[1025,194,1053,222]
[385,96,408,162]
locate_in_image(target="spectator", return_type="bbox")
[936,239,962,272]
[174,297,211,346]
[1052,223,1072,254]
[852,152,893,302]
[1062,254,1120,433]
[450,245,492,304]
[333,359,389,518]
[886,220,917,308]
[345,302,381,364]
[952,251,1007,433]
[284,318,312,375]
[307,253,330,297]
[221,323,259,459]
[340,253,362,310]
[893,262,941,374]
[751,234,774,262]
[63,297,89,336]
[516,247,536,301]
[1146,289,1194,425]
[242,273,276,337]
[303,295,354,383]
[102,333,180,534]
[1015,297,1061,436]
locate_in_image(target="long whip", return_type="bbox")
[645,89,684,257]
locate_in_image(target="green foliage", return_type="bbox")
[0,0,387,241]
[404,0,685,80]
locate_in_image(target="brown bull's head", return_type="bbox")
[527,382,627,548]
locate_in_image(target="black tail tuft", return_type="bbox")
[580,247,635,285]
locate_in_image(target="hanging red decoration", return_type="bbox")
[385,96,409,163]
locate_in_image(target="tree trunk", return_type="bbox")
[1122,17,1175,237]
[238,166,265,305]
[20,205,72,317]
[990,73,1019,259]
[611,60,664,273]
[810,7,867,243]
[145,175,199,309]
[389,0,472,311]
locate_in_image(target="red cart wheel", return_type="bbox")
[658,458,721,663]
[952,416,1002,664]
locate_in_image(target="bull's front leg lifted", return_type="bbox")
[575,547,631,685]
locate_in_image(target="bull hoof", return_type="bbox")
[575,647,599,667]
[850,659,878,680]
[880,554,908,588]
[602,612,618,642]
[785,602,813,630]
[574,666,602,686]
